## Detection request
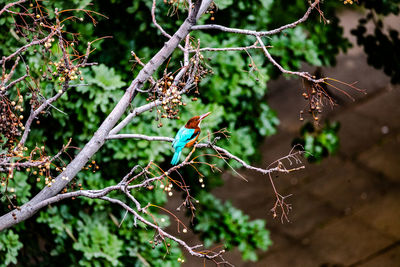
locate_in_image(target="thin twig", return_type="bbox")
[191,0,320,36]
[0,0,27,17]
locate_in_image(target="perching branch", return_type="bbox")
[107,133,305,176]
[107,132,305,222]
[16,134,303,263]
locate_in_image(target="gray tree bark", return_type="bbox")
[0,0,213,231]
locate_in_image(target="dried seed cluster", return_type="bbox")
[1,148,62,210]
[149,237,173,251]
[146,55,212,127]
[198,177,205,188]
[160,182,174,197]
[49,60,82,82]
[299,84,329,122]
[147,79,186,128]
[0,94,24,148]
[26,158,56,187]
[1,1,96,211]
[82,160,100,173]
[205,2,217,21]
[44,37,55,49]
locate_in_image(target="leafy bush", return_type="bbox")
[0,230,23,267]
[195,192,272,261]
[293,122,340,163]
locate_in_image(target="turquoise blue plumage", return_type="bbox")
[171,112,211,165]
[171,127,197,165]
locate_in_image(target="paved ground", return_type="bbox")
[181,10,400,266]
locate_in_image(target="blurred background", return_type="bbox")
[185,9,400,266]
[0,1,399,266]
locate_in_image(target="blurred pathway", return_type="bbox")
[208,10,400,267]
[182,10,400,266]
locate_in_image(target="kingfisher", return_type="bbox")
[171,112,211,165]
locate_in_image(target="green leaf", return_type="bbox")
[0,230,23,267]
[214,0,234,10]
[85,64,126,91]
[73,212,124,266]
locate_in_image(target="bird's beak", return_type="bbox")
[199,112,211,121]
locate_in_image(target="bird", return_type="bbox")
[171,112,211,165]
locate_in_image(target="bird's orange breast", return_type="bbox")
[185,134,199,148]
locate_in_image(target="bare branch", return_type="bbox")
[102,196,226,261]
[183,0,193,65]
[0,31,57,65]
[106,133,304,177]
[196,0,214,20]
[191,0,320,36]
[0,0,26,17]
[1,56,21,87]
[18,89,65,147]
[190,44,268,52]
[256,36,325,83]
[130,51,156,85]
[151,0,185,52]
[151,0,173,39]
[0,0,212,232]
[107,134,173,142]
[189,0,325,83]
[109,74,196,136]
[5,161,228,263]
[3,73,28,91]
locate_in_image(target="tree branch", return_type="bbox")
[191,0,320,36]
[189,44,268,52]
[190,0,325,83]
[151,0,185,52]
[0,0,27,17]
[0,0,211,232]
[106,133,304,176]
[0,30,56,65]
[256,35,325,83]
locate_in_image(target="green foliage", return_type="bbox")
[265,0,351,69]
[194,192,272,261]
[85,64,126,91]
[293,121,340,163]
[0,172,31,204]
[35,204,182,267]
[269,27,322,71]
[0,230,23,267]
[2,0,391,265]
[73,212,124,266]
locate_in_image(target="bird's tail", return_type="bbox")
[171,149,182,165]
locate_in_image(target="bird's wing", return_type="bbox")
[172,126,186,147]
[172,127,197,149]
